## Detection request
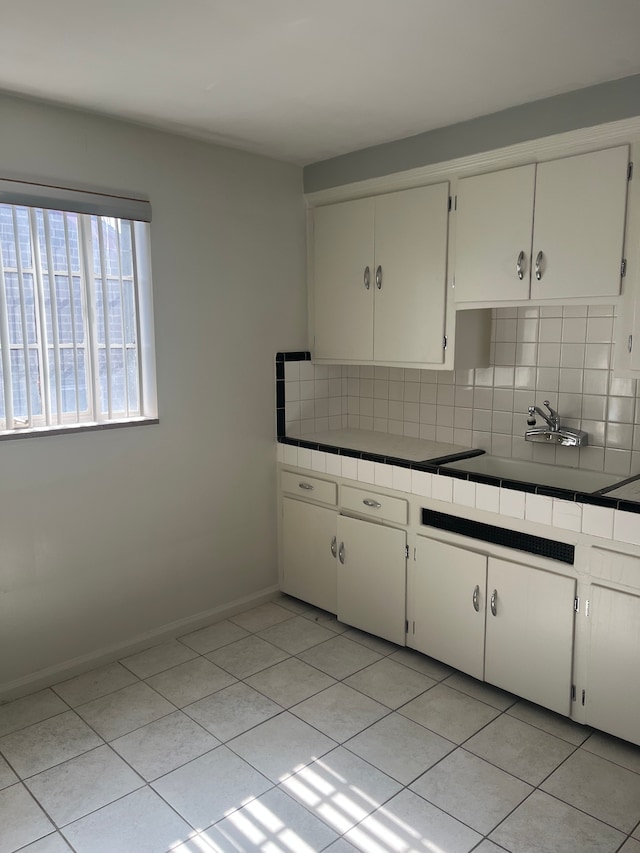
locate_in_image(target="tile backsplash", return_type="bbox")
[283,304,640,477]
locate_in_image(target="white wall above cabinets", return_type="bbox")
[310,183,490,369]
[453,146,630,306]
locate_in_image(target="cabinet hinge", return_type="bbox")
[585,599,590,617]
[621,258,627,277]
[443,335,448,350]
[405,545,409,559]
[628,161,634,181]
[573,596,580,613]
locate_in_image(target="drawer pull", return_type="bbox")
[490,589,498,617]
[363,499,382,508]
[298,482,314,491]
[338,541,345,564]
[472,585,480,612]
[516,250,525,281]
[330,536,337,558]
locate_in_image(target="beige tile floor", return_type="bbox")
[2,594,640,853]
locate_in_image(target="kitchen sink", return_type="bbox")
[440,454,629,493]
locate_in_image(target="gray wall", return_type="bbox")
[0,94,307,693]
[304,74,640,192]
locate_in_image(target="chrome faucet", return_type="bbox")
[527,400,560,432]
[525,400,588,447]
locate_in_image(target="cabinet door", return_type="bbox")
[337,515,406,645]
[374,184,449,364]
[454,164,535,303]
[281,498,337,613]
[313,198,374,361]
[585,584,640,746]
[410,537,486,680]
[531,146,629,300]
[485,558,576,715]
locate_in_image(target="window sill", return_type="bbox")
[0,417,159,441]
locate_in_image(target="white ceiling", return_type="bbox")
[3,0,640,165]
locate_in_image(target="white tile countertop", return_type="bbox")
[285,429,473,463]
[277,440,640,548]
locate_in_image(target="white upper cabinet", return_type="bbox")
[613,142,640,377]
[373,185,449,363]
[454,146,630,305]
[312,183,450,366]
[454,163,535,304]
[313,197,375,362]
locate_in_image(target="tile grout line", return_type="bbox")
[4,595,640,851]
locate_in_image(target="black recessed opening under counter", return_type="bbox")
[422,508,575,565]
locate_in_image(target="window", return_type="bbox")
[0,180,156,436]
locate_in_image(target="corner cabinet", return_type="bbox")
[312,183,450,366]
[580,547,640,745]
[280,472,338,613]
[454,145,630,304]
[409,535,576,715]
[584,584,640,745]
[278,472,408,644]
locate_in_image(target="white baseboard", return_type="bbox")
[0,585,281,703]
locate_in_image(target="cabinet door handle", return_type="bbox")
[472,585,480,612]
[375,265,383,290]
[298,482,314,491]
[516,250,525,281]
[364,266,370,290]
[363,499,382,508]
[490,589,497,617]
[338,541,345,564]
[330,536,337,558]
[535,250,544,281]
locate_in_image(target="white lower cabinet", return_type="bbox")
[410,535,576,715]
[278,465,640,743]
[410,536,486,679]
[281,497,337,613]
[485,557,576,716]
[584,583,640,745]
[336,514,407,645]
[279,473,407,643]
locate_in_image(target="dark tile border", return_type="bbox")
[275,351,311,439]
[422,508,575,565]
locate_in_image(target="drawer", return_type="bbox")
[281,470,337,505]
[342,485,408,525]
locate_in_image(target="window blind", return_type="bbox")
[0,178,152,223]
[0,194,157,435]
